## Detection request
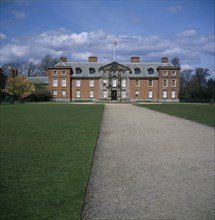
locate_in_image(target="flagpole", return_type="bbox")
[113,40,118,62]
[114,45,116,61]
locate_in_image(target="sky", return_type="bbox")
[0,0,214,75]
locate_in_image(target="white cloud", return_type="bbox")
[13,11,26,19]
[0,33,7,40]
[168,5,182,13]
[0,29,214,72]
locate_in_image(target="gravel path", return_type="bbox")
[81,104,214,220]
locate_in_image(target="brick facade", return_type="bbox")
[47,56,180,102]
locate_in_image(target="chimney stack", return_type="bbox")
[59,57,67,62]
[88,56,97,62]
[161,57,168,63]
[130,56,140,63]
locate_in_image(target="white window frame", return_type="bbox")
[62,90,66,97]
[171,91,176,99]
[163,79,168,87]
[148,79,153,87]
[103,90,108,98]
[171,79,176,87]
[61,70,66,75]
[135,79,140,87]
[112,79,117,87]
[53,90,57,96]
[53,70,57,76]
[103,79,107,87]
[89,79,94,88]
[163,70,168,76]
[122,79,126,88]
[172,70,176,76]
[148,91,153,99]
[121,91,126,98]
[89,90,94,98]
[135,90,139,98]
[61,78,66,87]
[76,79,81,87]
[163,90,167,99]
[53,78,58,87]
[76,90,80,98]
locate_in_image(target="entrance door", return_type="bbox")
[111,90,117,100]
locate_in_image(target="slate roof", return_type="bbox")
[27,77,49,84]
[52,61,175,78]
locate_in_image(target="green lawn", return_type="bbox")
[0,103,104,220]
[137,103,215,127]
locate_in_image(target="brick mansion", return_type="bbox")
[46,56,180,102]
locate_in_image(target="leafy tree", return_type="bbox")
[0,68,7,102]
[27,84,52,102]
[179,67,213,102]
[5,75,35,103]
[171,57,180,67]
[206,79,215,102]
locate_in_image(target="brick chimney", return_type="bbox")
[130,56,140,63]
[161,57,168,63]
[88,56,97,62]
[59,57,67,62]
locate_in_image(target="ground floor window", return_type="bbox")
[62,90,66,97]
[90,90,94,98]
[103,90,108,98]
[135,90,139,98]
[53,90,57,96]
[121,91,126,98]
[76,90,80,98]
[148,91,153,99]
[163,90,167,98]
[171,90,176,98]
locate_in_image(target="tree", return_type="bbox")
[171,57,180,67]
[206,79,215,102]
[0,68,7,102]
[39,54,59,75]
[5,75,35,103]
[27,84,52,102]
[192,68,209,88]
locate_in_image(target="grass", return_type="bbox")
[137,103,215,127]
[0,103,104,220]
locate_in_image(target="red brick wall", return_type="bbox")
[158,69,180,99]
[71,79,99,99]
[129,79,159,100]
[47,68,71,99]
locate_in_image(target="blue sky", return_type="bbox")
[0,0,214,75]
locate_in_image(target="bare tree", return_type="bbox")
[38,54,59,75]
[171,57,180,67]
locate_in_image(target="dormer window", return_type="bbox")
[134,68,141,74]
[89,68,95,74]
[76,67,82,74]
[147,68,154,75]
